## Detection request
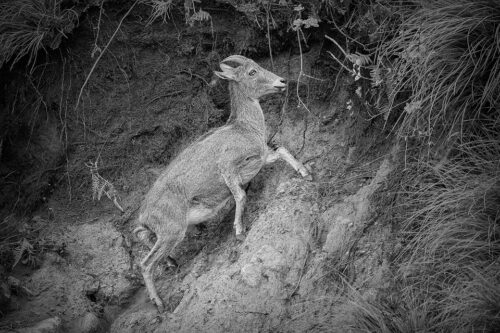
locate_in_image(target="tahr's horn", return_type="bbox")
[221,55,249,65]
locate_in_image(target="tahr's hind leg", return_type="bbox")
[134,225,178,268]
[133,225,155,248]
[140,240,168,311]
[140,226,186,312]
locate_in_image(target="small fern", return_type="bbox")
[370,66,383,87]
[183,0,213,36]
[189,8,211,23]
[346,52,371,67]
[12,238,34,268]
[188,8,213,35]
[85,161,124,212]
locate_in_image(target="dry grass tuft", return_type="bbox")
[145,0,174,26]
[0,0,79,70]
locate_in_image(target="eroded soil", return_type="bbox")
[0,5,396,333]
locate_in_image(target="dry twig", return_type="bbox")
[74,0,140,114]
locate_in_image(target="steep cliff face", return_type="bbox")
[0,3,395,332]
[109,112,395,333]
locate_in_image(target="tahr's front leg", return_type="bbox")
[266,147,312,179]
[221,171,247,240]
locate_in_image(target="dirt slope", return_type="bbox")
[108,94,396,332]
[0,4,396,332]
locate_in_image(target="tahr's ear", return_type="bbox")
[214,63,238,81]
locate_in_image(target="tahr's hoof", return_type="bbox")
[235,233,246,242]
[301,164,314,181]
[166,256,178,268]
[155,299,165,313]
[303,173,313,181]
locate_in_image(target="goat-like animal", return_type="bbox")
[134,55,311,311]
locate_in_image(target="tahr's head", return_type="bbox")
[214,55,287,99]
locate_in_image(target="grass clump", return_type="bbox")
[346,0,500,331]
[0,0,79,70]
[395,139,499,332]
[349,136,499,333]
[378,0,500,142]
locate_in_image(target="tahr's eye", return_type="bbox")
[249,69,257,76]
